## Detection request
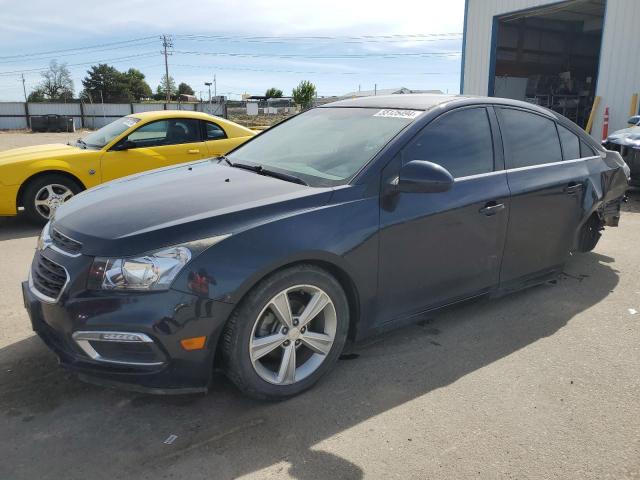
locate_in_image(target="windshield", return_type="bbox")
[82,117,140,148]
[227,107,419,186]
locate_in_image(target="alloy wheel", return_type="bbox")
[249,284,337,385]
[34,184,74,219]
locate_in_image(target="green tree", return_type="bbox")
[156,74,177,100]
[265,87,283,99]
[37,60,74,101]
[81,64,129,102]
[27,88,46,102]
[123,68,152,101]
[292,80,316,110]
[178,82,195,96]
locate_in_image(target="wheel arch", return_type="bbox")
[17,170,86,207]
[212,257,362,369]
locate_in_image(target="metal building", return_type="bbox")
[460,0,640,139]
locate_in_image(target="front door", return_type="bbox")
[377,107,510,324]
[495,107,589,285]
[101,118,207,182]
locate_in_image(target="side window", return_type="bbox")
[128,120,169,147]
[402,107,494,178]
[127,119,200,148]
[580,140,596,158]
[205,122,227,140]
[496,108,562,168]
[557,124,581,160]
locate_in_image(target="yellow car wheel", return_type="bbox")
[22,174,82,225]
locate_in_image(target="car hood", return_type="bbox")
[0,143,87,167]
[53,160,334,256]
[607,126,640,147]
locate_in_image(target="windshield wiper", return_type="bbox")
[218,155,233,167]
[76,138,87,149]
[222,159,308,186]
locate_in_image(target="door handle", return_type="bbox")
[564,182,583,194]
[188,149,200,154]
[479,202,505,216]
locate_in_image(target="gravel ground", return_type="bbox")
[0,132,639,479]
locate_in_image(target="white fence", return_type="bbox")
[0,101,226,130]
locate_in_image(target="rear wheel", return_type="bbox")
[578,214,603,252]
[23,175,82,225]
[222,265,349,400]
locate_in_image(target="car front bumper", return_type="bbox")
[22,276,235,394]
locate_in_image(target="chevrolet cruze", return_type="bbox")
[22,94,629,399]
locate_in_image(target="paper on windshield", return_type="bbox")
[373,109,422,119]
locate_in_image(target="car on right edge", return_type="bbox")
[603,114,640,186]
[23,94,630,400]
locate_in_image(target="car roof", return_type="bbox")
[128,109,255,135]
[322,93,556,118]
[129,110,223,121]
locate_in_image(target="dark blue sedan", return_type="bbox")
[23,94,629,399]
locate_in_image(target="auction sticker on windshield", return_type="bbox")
[373,109,422,119]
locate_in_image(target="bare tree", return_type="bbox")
[37,60,74,101]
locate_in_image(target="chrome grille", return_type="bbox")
[31,253,68,301]
[51,228,82,256]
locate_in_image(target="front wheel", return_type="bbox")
[22,175,82,225]
[221,265,350,400]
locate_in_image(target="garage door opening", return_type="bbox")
[490,0,605,128]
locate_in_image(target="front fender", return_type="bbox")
[2,155,101,188]
[172,186,380,326]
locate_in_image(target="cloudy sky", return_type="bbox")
[0,0,465,101]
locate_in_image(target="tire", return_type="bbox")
[22,174,82,225]
[578,215,603,252]
[222,264,350,400]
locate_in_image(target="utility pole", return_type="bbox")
[374,84,377,96]
[21,74,28,102]
[213,74,217,98]
[205,82,212,113]
[161,34,173,103]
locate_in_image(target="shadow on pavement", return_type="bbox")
[0,251,620,480]
[0,215,40,241]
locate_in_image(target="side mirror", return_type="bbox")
[397,160,454,194]
[112,139,136,151]
[627,115,640,126]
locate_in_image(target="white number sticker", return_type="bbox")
[373,109,422,119]
[123,119,137,128]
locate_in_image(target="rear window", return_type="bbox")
[558,124,581,160]
[580,140,596,158]
[497,108,562,169]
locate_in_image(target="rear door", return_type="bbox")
[101,118,207,182]
[377,106,510,322]
[496,107,589,285]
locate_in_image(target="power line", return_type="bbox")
[171,63,458,76]
[0,40,159,65]
[175,32,462,41]
[173,50,461,59]
[0,52,158,77]
[0,36,158,60]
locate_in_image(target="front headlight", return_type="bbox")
[87,234,230,291]
[89,246,192,291]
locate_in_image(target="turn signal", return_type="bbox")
[180,336,207,351]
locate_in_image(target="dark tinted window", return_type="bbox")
[497,108,562,168]
[402,108,494,178]
[205,122,227,140]
[127,119,200,147]
[558,124,581,160]
[580,140,596,158]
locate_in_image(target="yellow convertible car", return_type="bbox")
[0,110,255,223]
